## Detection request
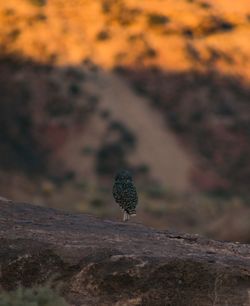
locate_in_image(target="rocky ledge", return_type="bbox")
[0,199,249,305]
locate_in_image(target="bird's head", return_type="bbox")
[115,169,133,182]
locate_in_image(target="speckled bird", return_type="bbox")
[112,170,138,222]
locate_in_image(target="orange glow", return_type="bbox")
[0,0,250,77]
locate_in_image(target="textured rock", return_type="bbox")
[0,199,249,306]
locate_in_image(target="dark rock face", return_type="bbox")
[0,199,249,305]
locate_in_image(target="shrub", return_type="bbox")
[96,142,127,175]
[45,98,74,117]
[108,121,127,132]
[96,30,110,41]
[68,83,81,96]
[101,0,115,14]
[9,29,21,41]
[133,81,147,95]
[118,7,141,26]
[96,121,136,176]
[65,68,85,81]
[136,164,150,175]
[0,285,68,306]
[199,2,211,9]
[0,67,47,172]
[101,0,141,26]
[27,0,47,7]
[81,146,95,156]
[99,109,111,119]
[36,13,47,21]
[109,121,136,148]
[4,8,15,16]
[146,184,166,199]
[182,27,194,38]
[196,16,235,37]
[90,197,104,208]
[88,95,99,105]
[144,47,157,58]
[147,13,169,27]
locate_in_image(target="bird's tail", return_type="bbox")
[128,208,136,217]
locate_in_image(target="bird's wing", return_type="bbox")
[130,184,138,205]
[123,183,138,205]
[112,183,123,203]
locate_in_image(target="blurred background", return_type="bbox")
[0,0,249,243]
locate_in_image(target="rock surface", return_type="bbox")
[0,199,249,306]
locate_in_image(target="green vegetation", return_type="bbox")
[4,8,15,16]
[45,98,74,117]
[69,83,81,96]
[0,68,48,172]
[144,47,157,58]
[146,184,166,199]
[36,13,47,21]
[96,142,127,175]
[96,30,110,41]
[109,121,136,148]
[0,285,68,306]
[101,0,116,14]
[194,16,235,37]
[136,164,150,175]
[118,7,141,26]
[96,121,137,176]
[65,68,85,81]
[199,2,211,9]
[114,52,127,65]
[81,146,95,156]
[88,95,99,105]
[90,197,104,208]
[101,0,141,26]
[99,109,111,119]
[27,0,47,7]
[9,29,21,41]
[147,13,169,27]
[133,80,147,95]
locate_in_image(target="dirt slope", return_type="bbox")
[98,71,194,190]
[58,69,194,191]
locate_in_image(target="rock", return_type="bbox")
[0,200,249,306]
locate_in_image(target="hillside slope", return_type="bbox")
[0,0,250,239]
[1,0,250,76]
[59,69,194,191]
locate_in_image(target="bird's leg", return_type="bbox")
[123,211,127,222]
[123,211,129,222]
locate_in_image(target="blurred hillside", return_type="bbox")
[0,0,249,242]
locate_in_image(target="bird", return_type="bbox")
[112,169,138,222]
